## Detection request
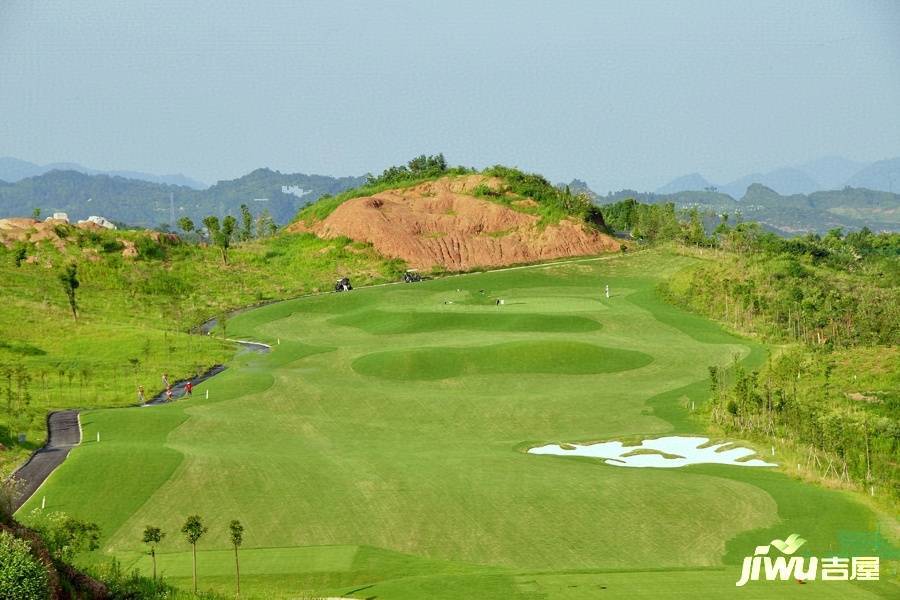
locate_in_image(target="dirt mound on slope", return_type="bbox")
[0,218,177,259]
[288,176,624,270]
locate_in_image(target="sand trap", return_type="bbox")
[528,435,777,468]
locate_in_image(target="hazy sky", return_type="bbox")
[2,0,899,190]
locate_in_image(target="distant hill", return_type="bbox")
[656,155,900,197]
[600,184,900,235]
[655,173,712,194]
[796,156,869,190]
[720,167,821,198]
[844,157,900,193]
[0,156,207,189]
[0,168,365,227]
[558,178,600,201]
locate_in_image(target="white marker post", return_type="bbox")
[206,390,209,399]
[96,432,100,442]
[41,496,46,509]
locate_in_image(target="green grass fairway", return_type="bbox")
[18,251,897,599]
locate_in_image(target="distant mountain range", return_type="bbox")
[0,168,365,226]
[2,154,897,235]
[599,183,900,236]
[657,156,900,197]
[0,156,208,189]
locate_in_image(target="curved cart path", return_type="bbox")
[11,339,269,512]
[10,411,81,512]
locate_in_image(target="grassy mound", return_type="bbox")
[351,340,652,381]
[331,309,601,335]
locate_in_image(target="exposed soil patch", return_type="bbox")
[288,176,624,270]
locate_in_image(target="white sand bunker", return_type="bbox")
[528,435,777,468]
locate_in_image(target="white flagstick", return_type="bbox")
[42,496,46,509]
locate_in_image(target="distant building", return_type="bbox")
[77,215,117,229]
[49,212,69,223]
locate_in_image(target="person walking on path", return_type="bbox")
[165,387,174,402]
[185,381,193,396]
[162,373,170,389]
[137,385,146,404]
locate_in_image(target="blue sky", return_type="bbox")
[1,0,898,190]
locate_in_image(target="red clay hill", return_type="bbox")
[288,175,624,271]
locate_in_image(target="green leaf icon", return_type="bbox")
[770,534,806,555]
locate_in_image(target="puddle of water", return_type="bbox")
[527,435,777,468]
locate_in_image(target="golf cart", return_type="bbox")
[334,277,353,292]
[403,269,422,283]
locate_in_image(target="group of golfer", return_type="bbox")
[136,372,194,404]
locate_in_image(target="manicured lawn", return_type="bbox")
[18,250,897,598]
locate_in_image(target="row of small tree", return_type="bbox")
[143,515,244,596]
[178,204,277,264]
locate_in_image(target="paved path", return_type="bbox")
[144,339,270,405]
[10,411,81,512]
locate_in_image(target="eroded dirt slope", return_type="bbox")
[288,175,624,270]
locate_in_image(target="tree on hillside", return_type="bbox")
[239,204,253,241]
[142,525,165,581]
[229,519,244,597]
[202,215,237,264]
[58,262,80,321]
[12,242,27,267]
[178,216,195,235]
[31,512,101,562]
[181,515,208,594]
[366,153,449,186]
[255,209,277,238]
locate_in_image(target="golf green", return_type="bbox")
[18,251,897,599]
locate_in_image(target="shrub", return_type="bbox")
[100,238,124,254]
[0,530,50,600]
[134,236,166,260]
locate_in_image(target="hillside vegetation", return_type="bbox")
[0,221,404,476]
[663,226,899,503]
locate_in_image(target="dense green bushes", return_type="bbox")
[366,153,457,186]
[480,165,601,226]
[0,530,50,600]
[663,224,899,501]
[707,347,898,500]
[665,229,899,346]
[600,197,712,244]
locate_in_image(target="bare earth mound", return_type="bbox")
[288,176,624,270]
